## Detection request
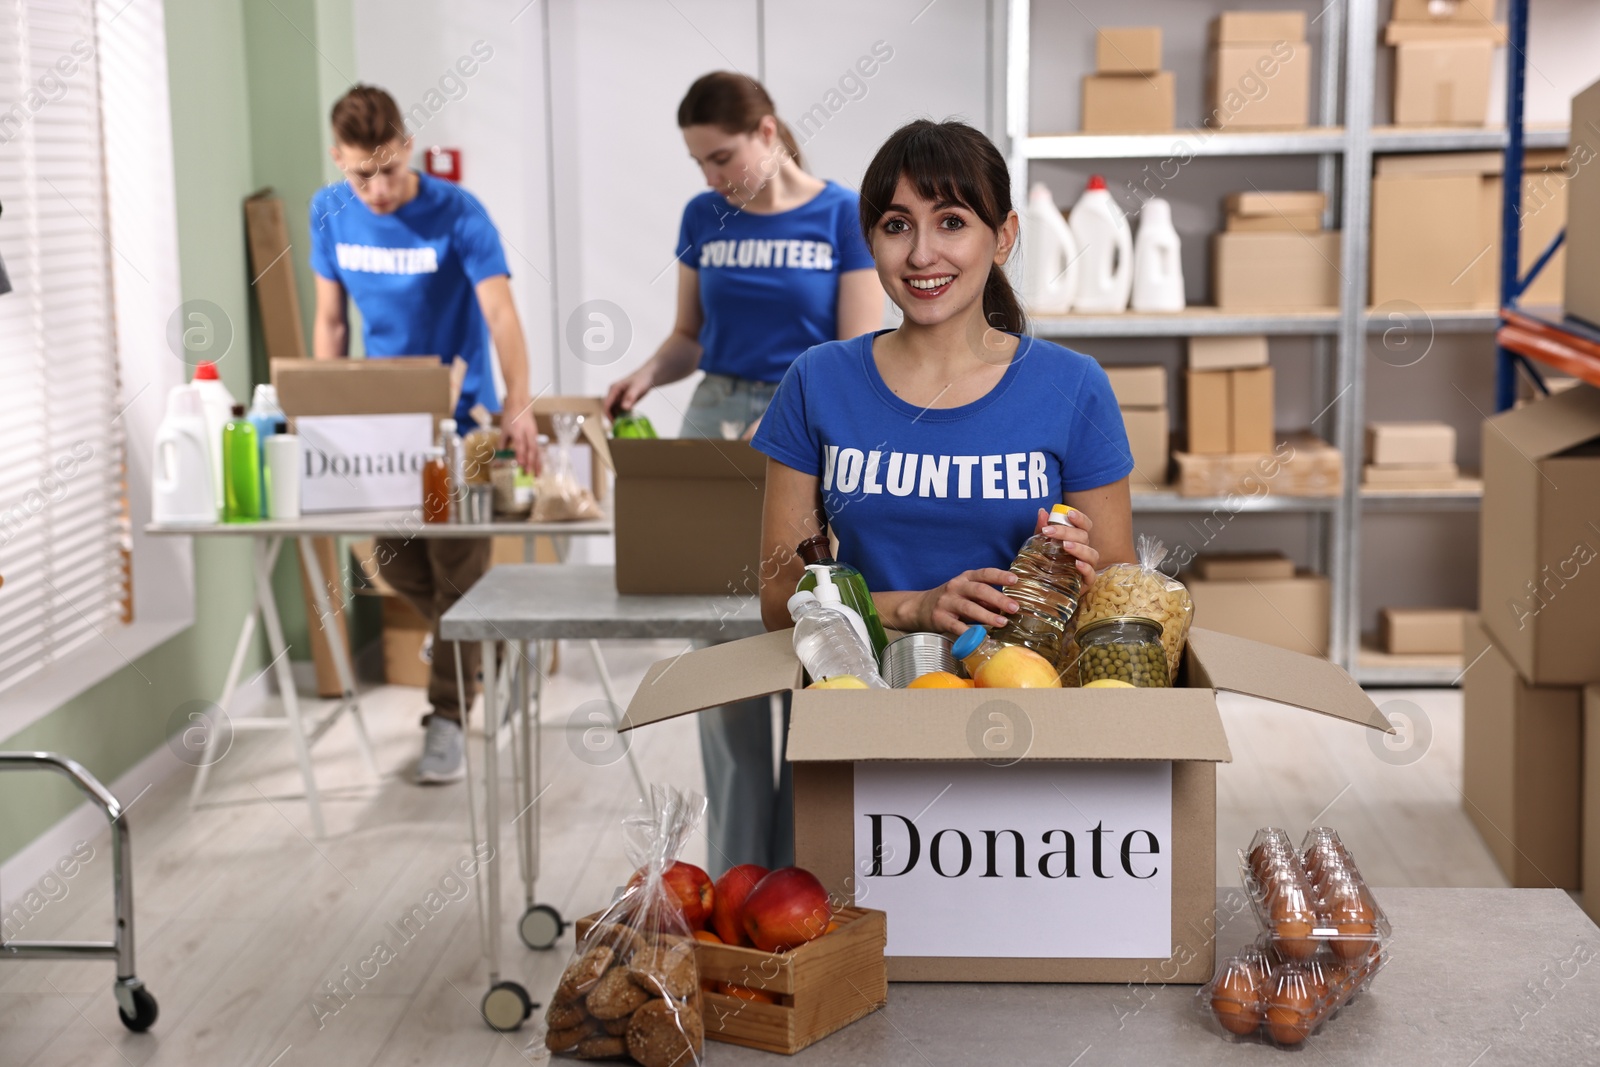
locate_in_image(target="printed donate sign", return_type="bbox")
[295,413,433,513]
[853,761,1172,959]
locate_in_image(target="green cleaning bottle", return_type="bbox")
[794,534,888,660]
[222,404,262,522]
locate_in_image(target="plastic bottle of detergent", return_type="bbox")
[1132,197,1186,312]
[1022,182,1079,315]
[1067,176,1133,313]
[151,384,217,525]
[190,361,235,506]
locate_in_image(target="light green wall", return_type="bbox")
[0,0,357,865]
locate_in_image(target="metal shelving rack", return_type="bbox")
[1004,0,1566,684]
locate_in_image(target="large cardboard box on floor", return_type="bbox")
[611,438,765,595]
[1213,232,1340,310]
[1566,77,1600,330]
[1185,574,1330,657]
[1478,385,1600,686]
[623,628,1387,983]
[1462,616,1581,889]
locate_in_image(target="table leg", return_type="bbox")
[520,639,537,903]
[297,535,379,782]
[588,640,647,800]
[254,537,326,839]
[482,639,502,985]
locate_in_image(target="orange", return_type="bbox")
[693,929,722,943]
[907,670,974,689]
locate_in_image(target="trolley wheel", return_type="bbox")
[519,904,565,950]
[117,986,159,1032]
[481,981,534,1032]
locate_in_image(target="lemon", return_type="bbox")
[807,675,868,690]
[1084,678,1136,689]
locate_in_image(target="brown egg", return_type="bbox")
[1301,956,1332,1011]
[1210,961,1263,1035]
[1270,882,1321,960]
[1325,878,1378,960]
[1238,946,1274,989]
[1265,968,1316,1045]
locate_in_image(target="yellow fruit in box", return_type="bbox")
[907,671,974,689]
[973,646,1062,688]
[1084,678,1136,689]
[807,675,868,690]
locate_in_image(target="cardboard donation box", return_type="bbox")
[1462,616,1581,889]
[1567,78,1600,330]
[1208,12,1310,130]
[623,628,1388,983]
[611,439,765,595]
[1477,385,1600,686]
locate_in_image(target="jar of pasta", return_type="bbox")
[1076,616,1169,688]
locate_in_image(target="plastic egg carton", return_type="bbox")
[1236,827,1392,960]
[1198,932,1387,1047]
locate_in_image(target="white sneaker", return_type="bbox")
[415,714,465,784]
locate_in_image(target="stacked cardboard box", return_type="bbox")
[1362,421,1460,488]
[1385,0,1502,127]
[1371,151,1568,310]
[1186,552,1330,658]
[1378,607,1467,655]
[1103,365,1169,488]
[1566,78,1600,330]
[1466,386,1600,895]
[1214,192,1339,310]
[1172,433,1342,498]
[1207,11,1310,130]
[1082,27,1174,132]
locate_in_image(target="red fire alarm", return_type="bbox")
[425,147,462,183]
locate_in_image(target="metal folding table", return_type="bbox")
[146,511,612,838]
[438,563,765,1030]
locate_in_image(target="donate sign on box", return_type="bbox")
[295,413,433,513]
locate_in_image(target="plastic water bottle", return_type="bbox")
[795,541,888,660]
[1022,182,1080,315]
[788,591,887,688]
[438,418,466,523]
[1131,198,1185,312]
[1068,176,1133,313]
[992,504,1086,664]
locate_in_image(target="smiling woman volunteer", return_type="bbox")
[752,119,1137,647]
[606,73,884,877]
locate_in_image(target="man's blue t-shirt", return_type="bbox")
[678,181,875,383]
[309,172,509,422]
[751,332,1134,595]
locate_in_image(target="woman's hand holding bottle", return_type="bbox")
[1033,505,1100,585]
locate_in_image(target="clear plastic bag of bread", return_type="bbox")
[543,785,705,1065]
[532,411,603,522]
[1073,534,1193,682]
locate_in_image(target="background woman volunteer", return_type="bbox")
[753,119,1137,646]
[605,72,884,875]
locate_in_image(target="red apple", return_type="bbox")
[629,861,714,930]
[742,867,832,952]
[711,864,768,946]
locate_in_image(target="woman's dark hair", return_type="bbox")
[678,72,804,171]
[859,120,1025,334]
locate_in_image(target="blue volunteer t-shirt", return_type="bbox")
[751,332,1134,595]
[678,181,875,383]
[309,172,509,423]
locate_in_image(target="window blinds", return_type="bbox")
[0,0,131,694]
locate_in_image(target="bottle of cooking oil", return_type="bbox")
[991,504,1085,664]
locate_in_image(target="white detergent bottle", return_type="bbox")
[1022,182,1080,315]
[1131,197,1186,312]
[152,384,217,525]
[190,360,235,506]
[1067,175,1133,313]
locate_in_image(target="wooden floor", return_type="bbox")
[0,641,1504,1066]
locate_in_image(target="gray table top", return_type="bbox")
[712,888,1600,1066]
[438,564,766,642]
[145,508,611,539]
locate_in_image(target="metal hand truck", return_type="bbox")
[0,752,159,1031]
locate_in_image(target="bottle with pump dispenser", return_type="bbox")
[1067,176,1133,313]
[788,587,887,688]
[794,535,888,660]
[1131,197,1185,312]
[1022,182,1080,315]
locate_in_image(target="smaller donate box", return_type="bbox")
[295,413,433,513]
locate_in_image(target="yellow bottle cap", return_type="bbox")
[1048,504,1078,524]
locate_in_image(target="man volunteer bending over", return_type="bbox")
[310,84,538,783]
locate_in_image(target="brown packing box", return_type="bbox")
[244,190,308,364]
[1213,232,1341,310]
[1230,366,1275,454]
[1096,27,1161,74]
[1213,11,1306,43]
[1393,39,1493,126]
[1384,21,1508,44]
[1567,78,1600,330]
[1379,607,1467,655]
[1121,407,1170,489]
[380,595,431,688]
[1225,212,1322,233]
[1173,434,1342,498]
[1478,385,1600,686]
[1186,574,1331,657]
[1104,364,1167,409]
[1371,151,1568,309]
[1185,370,1230,454]
[1361,462,1462,487]
[1193,552,1295,582]
[1461,616,1581,888]
[1391,0,1499,27]
[1366,421,1457,466]
[1188,335,1269,371]
[1209,41,1310,130]
[1225,191,1326,220]
[611,438,765,595]
[272,357,453,428]
[1586,685,1600,928]
[1082,72,1175,133]
[622,628,1388,983]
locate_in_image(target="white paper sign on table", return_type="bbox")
[295,413,433,513]
[853,761,1172,959]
